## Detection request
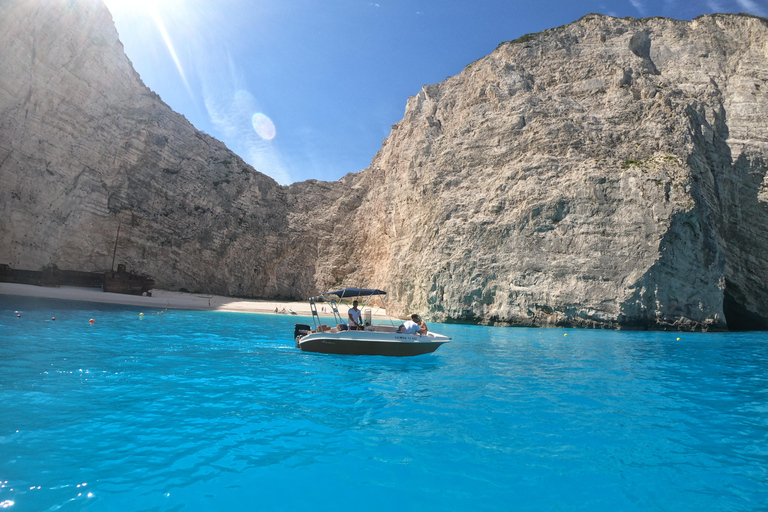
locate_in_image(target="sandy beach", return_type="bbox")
[0,283,390,319]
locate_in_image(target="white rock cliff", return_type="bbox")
[1,1,767,330]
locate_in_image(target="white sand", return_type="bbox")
[0,283,390,319]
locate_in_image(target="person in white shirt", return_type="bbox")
[348,300,363,330]
[398,314,427,335]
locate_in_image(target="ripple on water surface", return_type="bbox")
[1,296,767,511]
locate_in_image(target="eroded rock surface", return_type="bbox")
[1,2,767,329]
[346,13,768,331]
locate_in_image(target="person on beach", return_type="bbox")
[348,300,363,330]
[398,314,427,335]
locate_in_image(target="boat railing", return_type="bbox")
[308,323,400,335]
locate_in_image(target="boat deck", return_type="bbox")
[311,324,398,334]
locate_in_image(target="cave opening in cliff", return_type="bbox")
[722,279,767,331]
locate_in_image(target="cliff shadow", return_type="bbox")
[623,102,768,331]
[618,202,727,331]
[689,100,768,330]
[718,152,768,330]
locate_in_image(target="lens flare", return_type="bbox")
[251,113,276,140]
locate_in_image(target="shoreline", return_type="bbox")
[0,283,390,319]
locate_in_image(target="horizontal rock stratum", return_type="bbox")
[1,1,767,330]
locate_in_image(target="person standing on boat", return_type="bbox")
[398,314,427,335]
[348,300,363,330]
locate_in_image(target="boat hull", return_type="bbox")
[296,330,449,357]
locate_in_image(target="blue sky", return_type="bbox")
[103,0,768,185]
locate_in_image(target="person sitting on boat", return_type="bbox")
[398,314,427,335]
[348,300,363,330]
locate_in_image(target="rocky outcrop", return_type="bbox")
[1,1,767,330]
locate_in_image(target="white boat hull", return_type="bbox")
[295,329,450,356]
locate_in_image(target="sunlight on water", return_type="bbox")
[1,295,767,511]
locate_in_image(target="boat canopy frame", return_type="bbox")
[308,287,388,329]
[323,287,386,298]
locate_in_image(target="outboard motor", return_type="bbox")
[294,324,311,348]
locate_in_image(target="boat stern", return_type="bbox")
[294,323,312,348]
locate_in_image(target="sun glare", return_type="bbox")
[104,0,285,176]
[103,0,193,99]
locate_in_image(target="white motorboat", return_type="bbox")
[293,287,450,356]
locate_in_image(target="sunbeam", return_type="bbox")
[103,0,194,100]
[145,5,193,99]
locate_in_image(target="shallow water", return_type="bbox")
[1,295,767,511]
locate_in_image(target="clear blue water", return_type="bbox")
[1,295,767,511]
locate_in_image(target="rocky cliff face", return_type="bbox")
[323,13,768,330]
[1,1,767,329]
[0,0,304,299]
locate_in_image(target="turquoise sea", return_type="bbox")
[1,295,767,511]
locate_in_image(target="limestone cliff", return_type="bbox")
[324,13,768,330]
[0,0,300,298]
[1,1,767,330]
